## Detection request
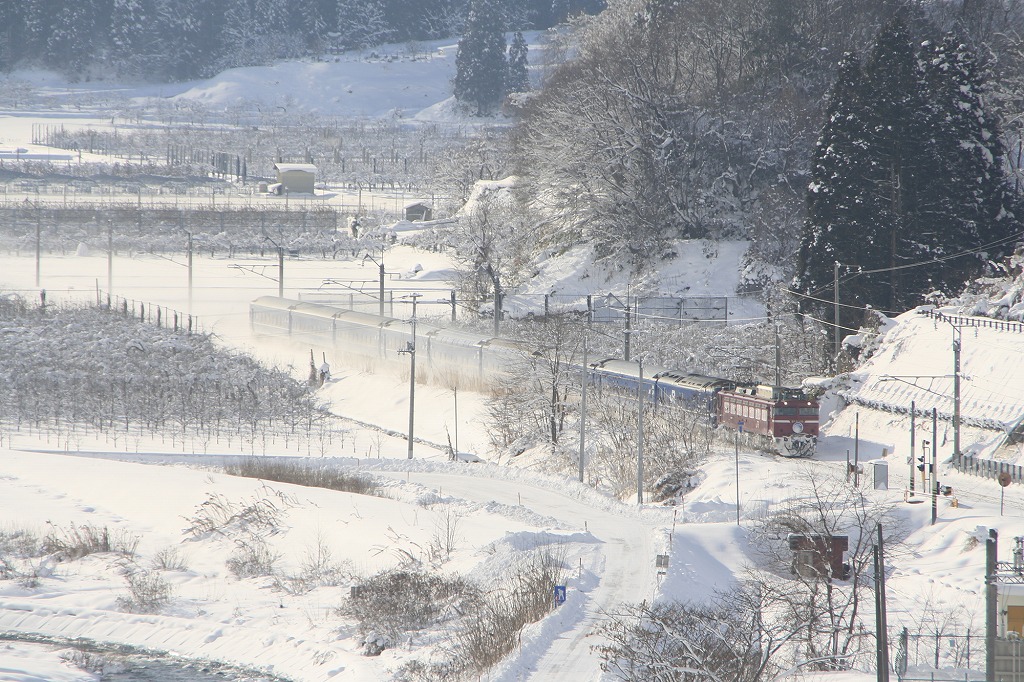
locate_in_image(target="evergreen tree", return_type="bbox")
[858,12,934,311]
[111,0,159,77]
[797,54,890,330]
[507,31,529,93]
[336,0,394,49]
[46,0,100,75]
[797,15,1023,329]
[551,0,570,24]
[922,34,1020,270]
[290,1,327,51]
[0,0,20,69]
[454,0,508,114]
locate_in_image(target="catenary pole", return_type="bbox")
[579,332,588,483]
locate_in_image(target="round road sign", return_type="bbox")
[998,471,1012,487]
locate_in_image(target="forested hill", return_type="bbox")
[0,0,602,81]
[503,0,1024,321]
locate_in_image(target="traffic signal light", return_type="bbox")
[916,456,933,473]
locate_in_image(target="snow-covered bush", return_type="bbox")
[341,569,474,651]
[226,536,282,579]
[43,523,139,561]
[117,568,174,613]
[223,457,377,495]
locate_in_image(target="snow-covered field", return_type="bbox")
[1,242,1021,681]
[1,36,1022,682]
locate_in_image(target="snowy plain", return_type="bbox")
[1,35,1022,682]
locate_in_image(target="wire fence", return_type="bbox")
[96,290,202,335]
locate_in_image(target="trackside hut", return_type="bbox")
[273,162,317,194]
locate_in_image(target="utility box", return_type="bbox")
[873,460,889,490]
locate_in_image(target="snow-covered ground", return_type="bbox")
[1,35,1022,682]
[1,242,1022,681]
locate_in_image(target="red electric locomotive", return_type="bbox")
[717,384,819,457]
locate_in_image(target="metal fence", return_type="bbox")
[504,292,729,324]
[955,455,1024,486]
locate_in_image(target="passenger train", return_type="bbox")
[250,296,819,457]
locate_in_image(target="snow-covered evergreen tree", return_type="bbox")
[335,0,394,50]
[454,0,508,115]
[797,54,888,331]
[290,1,327,51]
[922,34,1021,274]
[506,31,529,93]
[46,0,99,75]
[797,14,1023,326]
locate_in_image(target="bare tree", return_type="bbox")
[746,467,905,671]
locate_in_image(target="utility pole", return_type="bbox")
[735,424,742,526]
[579,332,588,483]
[398,294,421,459]
[909,400,915,495]
[953,326,962,467]
[277,245,284,298]
[378,255,385,318]
[107,220,113,294]
[624,302,632,362]
[854,411,860,487]
[834,261,841,359]
[493,277,501,337]
[775,322,782,387]
[361,249,387,317]
[931,407,938,526]
[35,214,41,287]
[986,528,998,682]
[874,522,891,682]
[186,231,193,315]
[636,357,644,505]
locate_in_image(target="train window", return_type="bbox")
[799,407,818,415]
[775,407,797,416]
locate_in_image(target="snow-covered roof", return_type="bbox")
[273,163,317,173]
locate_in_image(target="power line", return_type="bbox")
[800,230,1024,299]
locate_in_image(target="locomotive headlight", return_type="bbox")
[792,422,804,434]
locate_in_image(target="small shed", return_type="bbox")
[273,162,317,194]
[404,201,433,222]
[788,533,849,580]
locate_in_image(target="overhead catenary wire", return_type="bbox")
[799,229,1024,300]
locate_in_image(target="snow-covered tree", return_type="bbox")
[335,0,394,50]
[454,0,507,114]
[797,14,1023,327]
[46,0,100,75]
[920,34,1021,278]
[506,31,529,93]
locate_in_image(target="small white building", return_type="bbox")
[272,162,317,194]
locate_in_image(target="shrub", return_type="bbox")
[394,547,569,679]
[226,536,281,578]
[117,568,174,613]
[43,523,139,560]
[0,526,43,558]
[182,487,293,540]
[453,548,566,673]
[340,569,475,649]
[224,457,377,496]
[151,545,189,571]
[277,536,351,594]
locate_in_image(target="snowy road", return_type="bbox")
[376,470,661,681]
